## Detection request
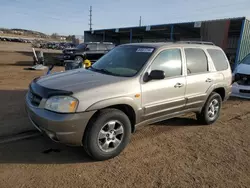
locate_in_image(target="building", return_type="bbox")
[84,17,250,68]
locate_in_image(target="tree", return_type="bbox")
[66,35,76,42]
[51,33,59,39]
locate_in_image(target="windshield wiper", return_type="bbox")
[89,67,115,76]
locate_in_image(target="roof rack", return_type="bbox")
[102,42,113,44]
[86,42,113,44]
[175,41,215,45]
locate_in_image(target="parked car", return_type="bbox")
[25,42,232,161]
[63,42,115,63]
[231,53,250,99]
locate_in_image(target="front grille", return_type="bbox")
[236,73,250,86]
[240,89,250,94]
[28,90,42,107]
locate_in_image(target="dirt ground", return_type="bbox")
[0,44,250,188]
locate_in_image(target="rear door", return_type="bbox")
[184,48,215,108]
[86,43,98,61]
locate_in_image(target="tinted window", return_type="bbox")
[76,43,86,50]
[185,48,208,74]
[207,49,228,71]
[87,44,97,50]
[91,46,154,77]
[98,44,107,51]
[151,49,182,77]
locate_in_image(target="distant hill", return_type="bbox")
[11,28,47,36]
[0,28,49,38]
[0,28,73,42]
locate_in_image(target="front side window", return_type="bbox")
[91,46,155,77]
[150,49,182,78]
[185,48,208,74]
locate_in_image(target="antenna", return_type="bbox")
[139,16,142,27]
[89,6,93,31]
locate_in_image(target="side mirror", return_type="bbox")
[144,70,165,82]
[85,47,90,51]
[149,70,165,80]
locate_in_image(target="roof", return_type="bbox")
[120,41,221,49]
[85,17,246,32]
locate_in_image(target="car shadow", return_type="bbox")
[0,135,94,164]
[228,96,250,101]
[15,61,34,66]
[154,116,201,127]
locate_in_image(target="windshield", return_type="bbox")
[240,54,250,65]
[76,43,87,50]
[91,45,155,77]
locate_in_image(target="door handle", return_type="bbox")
[206,78,213,83]
[174,83,184,88]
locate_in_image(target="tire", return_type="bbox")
[83,109,131,161]
[74,56,83,63]
[196,92,222,125]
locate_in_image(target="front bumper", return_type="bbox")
[231,83,250,99]
[25,94,96,146]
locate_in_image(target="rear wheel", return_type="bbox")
[196,92,222,125]
[83,109,131,161]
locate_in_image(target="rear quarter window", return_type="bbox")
[207,49,228,71]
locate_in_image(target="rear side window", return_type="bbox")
[87,44,97,50]
[207,49,228,71]
[98,44,107,51]
[185,48,208,74]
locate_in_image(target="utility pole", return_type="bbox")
[89,6,93,31]
[139,16,142,27]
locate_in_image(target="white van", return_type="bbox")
[232,54,250,99]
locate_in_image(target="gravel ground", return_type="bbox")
[0,48,249,188]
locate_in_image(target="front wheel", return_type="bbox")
[74,56,83,63]
[196,92,222,125]
[83,109,131,161]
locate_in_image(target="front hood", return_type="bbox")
[64,47,77,51]
[35,69,127,92]
[234,64,250,75]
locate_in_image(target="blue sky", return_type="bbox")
[0,0,250,35]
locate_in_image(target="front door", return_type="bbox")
[141,48,186,121]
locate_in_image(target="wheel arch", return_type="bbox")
[86,98,139,133]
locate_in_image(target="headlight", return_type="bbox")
[45,96,78,113]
